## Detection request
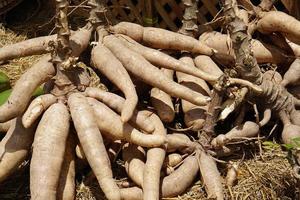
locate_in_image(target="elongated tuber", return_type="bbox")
[91,42,137,122]
[177,55,210,131]
[103,35,210,106]
[22,94,57,128]
[30,103,70,200]
[143,111,167,200]
[84,87,155,133]
[88,98,166,148]
[111,22,214,55]
[0,117,35,182]
[68,93,121,200]
[150,69,175,123]
[198,150,224,200]
[122,143,145,187]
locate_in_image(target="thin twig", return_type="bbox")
[166,126,193,132]
[244,162,257,180]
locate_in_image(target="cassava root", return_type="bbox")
[0,0,300,199]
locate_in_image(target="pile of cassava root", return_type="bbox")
[1,0,300,199]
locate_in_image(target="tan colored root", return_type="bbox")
[282,123,300,146]
[280,111,300,144]
[194,55,224,79]
[143,111,167,200]
[177,56,211,96]
[199,31,288,64]
[111,22,214,55]
[237,9,249,24]
[257,11,300,45]
[177,55,210,131]
[290,109,300,126]
[122,143,145,187]
[68,93,121,200]
[288,40,300,57]
[0,117,35,182]
[0,35,56,62]
[163,153,184,168]
[103,35,210,106]
[0,25,92,122]
[0,26,92,63]
[84,87,154,133]
[211,121,260,148]
[30,103,70,200]
[150,69,175,123]
[116,35,219,82]
[165,166,175,176]
[281,59,300,87]
[0,24,91,61]
[0,120,12,133]
[258,108,272,127]
[161,155,199,197]
[198,150,224,200]
[22,94,57,128]
[166,133,197,154]
[57,135,76,200]
[263,70,283,84]
[88,98,166,148]
[75,144,86,160]
[226,162,239,187]
[91,42,137,122]
[0,55,55,122]
[120,155,199,198]
[120,187,143,200]
[68,26,93,57]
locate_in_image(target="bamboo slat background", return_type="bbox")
[105,0,293,31]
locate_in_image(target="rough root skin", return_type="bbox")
[1,0,300,199]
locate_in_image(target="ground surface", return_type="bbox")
[0,2,299,199]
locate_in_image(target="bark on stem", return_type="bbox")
[179,0,199,37]
[51,0,73,69]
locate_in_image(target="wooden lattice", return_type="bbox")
[71,0,296,30]
[108,0,221,31]
[107,0,294,31]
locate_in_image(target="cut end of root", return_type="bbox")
[121,99,138,123]
[121,112,131,123]
[195,96,211,106]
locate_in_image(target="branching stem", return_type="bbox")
[52,0,74,70]
[179,0,199,37]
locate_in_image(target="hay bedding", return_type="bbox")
[0,26,298,200]
[0,141,297,199]
[0,1,299,200]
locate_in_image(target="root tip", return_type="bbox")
[121,113,130,123]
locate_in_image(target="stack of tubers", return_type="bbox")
[0,0,300,199]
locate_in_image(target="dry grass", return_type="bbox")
[0,7,299,200]
[73,143,298,200]
[0,25,41,86]
[1,144,297,200]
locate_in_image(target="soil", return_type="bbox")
[0,1,299,199]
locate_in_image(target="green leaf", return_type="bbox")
[262,141,280,150]
[33,86,44,97]
[282,143,294,150]
[0,83,10,92]
[0,72,9,84]
[291,137,300,148]
[262,141,275,146]
[0,89,12,106]
[0,72,10,92]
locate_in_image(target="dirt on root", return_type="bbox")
[0,142,298,200]
[0,25,41,86]
[0,5,299,200]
